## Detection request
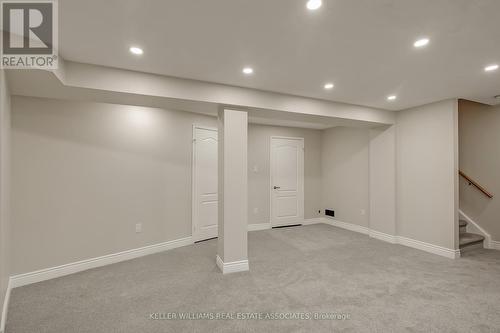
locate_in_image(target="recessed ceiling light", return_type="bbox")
[324,83,334,90]
[242,67,254,75]
[129,46,143,55]
[387,95,397,101]
[413,38,430,48]
[306,0,322,10]
[484,64,499,72]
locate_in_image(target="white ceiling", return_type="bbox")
[58,0,499,110]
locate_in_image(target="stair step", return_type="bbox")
[459,220,467,227]
[459,232,485,248]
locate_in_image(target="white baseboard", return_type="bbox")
[0,279,11,333]
[216,255,249,274]
[369,229,398,244]
[301,217,324,225]
[322,217,370,235]
[397,236,460,259]
[10,236,193,289]
[247,218,323,232]
[247,223,271,231]
[320,217,459,259]
[490,241,500,250]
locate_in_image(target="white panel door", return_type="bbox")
[192,126,218,242]
[270,137,304,227]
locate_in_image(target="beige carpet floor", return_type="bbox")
[7,224,500,332]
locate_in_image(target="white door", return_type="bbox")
[192,126,218,242]
[270,137,304,227]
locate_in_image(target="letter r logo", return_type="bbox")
[2,2,53,54]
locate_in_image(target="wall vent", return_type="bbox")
[325,209,335,217]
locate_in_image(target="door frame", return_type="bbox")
[191,124,218,242]
[269,136,305,227]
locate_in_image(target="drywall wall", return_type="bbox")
[396,99,459,250]
[11,97,218,274]
[11,96,323,275]
[248,124,322,225]
[0,69,11,322]
[320,125,397,234]
[369,125,396,236]
[459,100,500,241]
[321,127,370,227]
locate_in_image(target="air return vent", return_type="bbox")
[325,209,335,217]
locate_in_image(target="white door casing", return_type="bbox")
[270,136,304,227]
[192,126,218,242]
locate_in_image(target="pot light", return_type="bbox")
[306,0,322,10]
[484,64,499,72]
[129,46,143,55]
[413,38,430,48]
[324,83,334,90]
[387,95,397,101]
[242,67,254,75]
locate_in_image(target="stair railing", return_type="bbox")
[459,170,494,199]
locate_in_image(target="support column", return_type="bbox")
[216,108,249,274]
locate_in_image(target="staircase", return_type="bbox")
[459,219,485,253]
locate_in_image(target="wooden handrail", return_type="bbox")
[459,170,494,199]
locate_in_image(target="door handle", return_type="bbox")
[273,186,281,189]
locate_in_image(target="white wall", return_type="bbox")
[321,127,370,227]
[369,126,396,235]
[0,69,11,320]
[321,101,459,251]
[248,125,322,225]
[11,97,217,275]
[459,100,500,241]
[396,99,459,250]
[11,96,324,275]
[321,125,397,236]
[11,95,461,277]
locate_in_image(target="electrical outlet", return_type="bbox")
[135,223,142,233]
